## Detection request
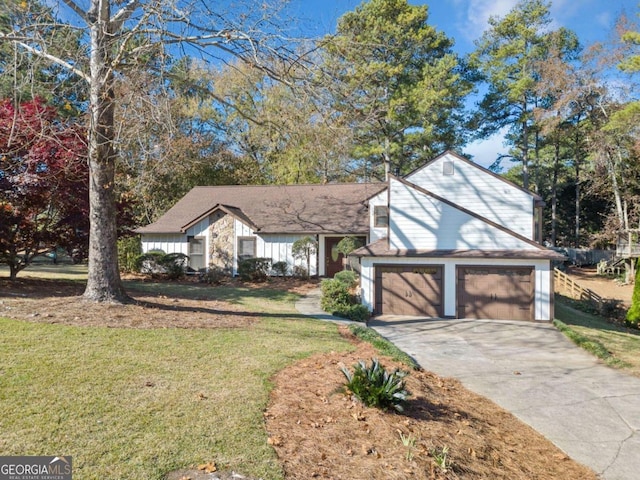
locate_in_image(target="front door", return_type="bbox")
[324,236,366,277]
[324,237,344,278]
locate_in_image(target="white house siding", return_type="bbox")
[235,219,253,238]
[142,219,318,276]
[234,220,319,276]
[185,218,210,237]
[368,191,389,243]
[405,153,534,239]
[142,219,212,263]
[359,257,552,321]
[389,179,538,251]
[186,217,211,268]
[260,234,318,276]
[141,234,188,256]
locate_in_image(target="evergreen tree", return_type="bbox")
[470,0,579,190]
[321,0,473,179]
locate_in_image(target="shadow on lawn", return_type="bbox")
[132,298,309,320]
[1,277,305,302]
[125,279,303,304]
[1,277,315,323]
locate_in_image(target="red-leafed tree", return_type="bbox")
[0,97,89,279]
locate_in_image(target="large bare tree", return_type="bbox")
[1,0,293,302]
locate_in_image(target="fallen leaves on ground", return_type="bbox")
[265,327,599,480]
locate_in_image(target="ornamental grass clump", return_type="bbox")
[341,358,410,412]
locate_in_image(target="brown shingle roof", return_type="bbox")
[136,183,387,235]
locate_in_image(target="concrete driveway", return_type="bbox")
[369,317,640,480]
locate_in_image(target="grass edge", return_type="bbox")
[347,324,420,370]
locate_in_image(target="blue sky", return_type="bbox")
[288,0,638,50]
[285,0,639,167]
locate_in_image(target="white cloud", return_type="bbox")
[462,127,511,170]
[462,0,519,40]
[455,0,605,43]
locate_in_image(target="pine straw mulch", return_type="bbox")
[1,277,598,479]
[265,327,598,480]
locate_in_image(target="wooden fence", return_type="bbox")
[554,268,603,308]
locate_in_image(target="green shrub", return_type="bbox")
[341,358,410,412]
[336,236,364,258]
[321,278,353,312]
[343,304,370,322]
[334,270,358,288]
[627,262,640,327]
[135,251,188,279]
[238,257,271,282]
[321,278,369,321]
[198,266,228,285]
[135,251,165,274]
[118,236,142,273]
[600,299,623,320]
[292,265,308,278]
[162,253,189,279]
[332,304,370,322]
[271,261,289,277]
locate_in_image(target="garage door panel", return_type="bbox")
[376,266,443,316]
[457,267,533,321]
[382,272,407,312]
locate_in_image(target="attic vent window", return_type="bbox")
[443,160,454,175]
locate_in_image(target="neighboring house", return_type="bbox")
[137,151,564,321]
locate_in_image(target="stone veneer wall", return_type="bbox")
[208,212,234,272]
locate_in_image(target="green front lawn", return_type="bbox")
[555,298,640,377]
[0,285,350,479]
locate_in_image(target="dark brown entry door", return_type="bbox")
[375,265,443,316]
[457,267,534,320]
[324,236,365,277]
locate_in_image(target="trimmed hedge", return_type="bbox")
[238,257,271,282]
[135,251,189,279]
[321,278,370,322]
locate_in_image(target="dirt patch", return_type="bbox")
[565,266,634,307]
[1,277,597,479]
[266,328,598,480]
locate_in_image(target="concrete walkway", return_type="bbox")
[294,287,360,325]
[295,291,640,480]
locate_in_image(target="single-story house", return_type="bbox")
[137,151,564,321]
[136,182,387,277]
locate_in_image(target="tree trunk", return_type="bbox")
[606,148,625,228]
[574,159,580,247]
[521,113,530,190]
[83,0,127,303]
[383,136,391,180]
[9,263,18,281]
[551,140,560,246]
